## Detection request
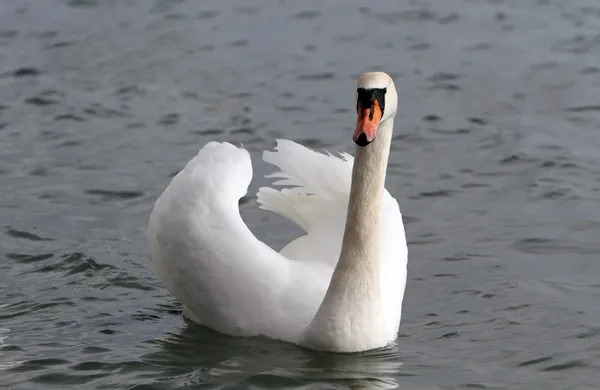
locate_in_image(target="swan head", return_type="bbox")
[353,72,397,147]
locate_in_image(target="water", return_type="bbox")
[1,0,600,388]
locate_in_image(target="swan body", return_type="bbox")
[148,72,408,352]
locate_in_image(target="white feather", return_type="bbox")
[148,139,407,349]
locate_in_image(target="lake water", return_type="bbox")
[2,0,600,388]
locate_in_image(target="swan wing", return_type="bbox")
[257,139,408,337]
[257,139,404,266]
[148,142,331,342]
[256,139,353,264]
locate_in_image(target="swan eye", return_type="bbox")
[356,88,386,116]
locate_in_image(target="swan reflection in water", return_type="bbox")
[142,320,405,389]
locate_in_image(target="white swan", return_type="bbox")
[148,72,407,353]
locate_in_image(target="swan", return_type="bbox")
[148,71,407,353]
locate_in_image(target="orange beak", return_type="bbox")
[354,99,383,146]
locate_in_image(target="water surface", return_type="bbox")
[2,0,600,388]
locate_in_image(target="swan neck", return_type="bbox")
[301,118,394,351]
[342,117,393,263]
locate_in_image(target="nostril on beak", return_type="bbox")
[354,133,371,147]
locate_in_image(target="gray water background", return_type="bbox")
[1,0,600,388]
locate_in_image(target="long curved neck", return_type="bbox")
[340,118,393,271]
[302,118,394,352]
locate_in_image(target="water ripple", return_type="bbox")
[2,0,600,388]
[5,228,53,241]
[85,189,145,201]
